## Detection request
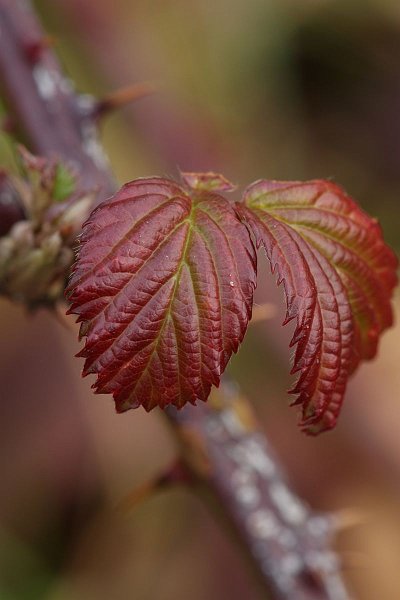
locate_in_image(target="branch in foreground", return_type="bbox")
[0,1,349,598]
[170,383,348,599]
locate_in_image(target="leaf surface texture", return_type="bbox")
[238,179,397,433]
[67,177,256,411]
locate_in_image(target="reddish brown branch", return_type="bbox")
[0,0,114,198]
[169,385,349,600]
[0,1,349,598]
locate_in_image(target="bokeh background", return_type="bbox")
[1,0,399,598]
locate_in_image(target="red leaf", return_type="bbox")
[66,176,256,412]
[238,179,398,434]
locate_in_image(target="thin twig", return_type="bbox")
[116,459,193,514]
[93,81,157,120]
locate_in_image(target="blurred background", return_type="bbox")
[0,0,399,598]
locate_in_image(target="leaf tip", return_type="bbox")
[181,171,237,193]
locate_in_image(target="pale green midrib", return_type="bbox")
[273,213,387,332]
[298,228,383,337]
[84,214,192,379]
[122,207,203,406]
[256,205,375,361]
[253,208,346,410]
[247,197,367,228]
[249,202,384,278]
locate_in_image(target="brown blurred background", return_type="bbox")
[0,0,399,598]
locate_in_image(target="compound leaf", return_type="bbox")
[67,176,256,412]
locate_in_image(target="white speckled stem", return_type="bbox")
[168,382,350,600]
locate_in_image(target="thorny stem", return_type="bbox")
[0,1,350,598]
[0,0,114,198]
